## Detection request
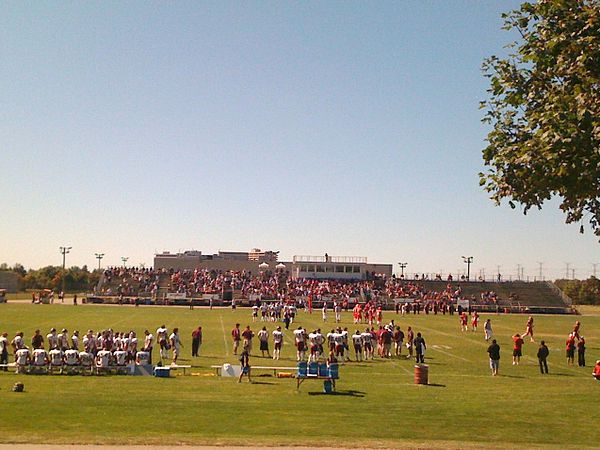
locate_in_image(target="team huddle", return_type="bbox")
[0,325,183,374]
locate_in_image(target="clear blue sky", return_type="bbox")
[1,1,598,280]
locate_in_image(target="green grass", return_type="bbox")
[0,303,599,448]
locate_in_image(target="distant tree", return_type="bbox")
[555,276,600,304]
[481,0,600,238]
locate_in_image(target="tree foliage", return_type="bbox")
[555,276,600,304]
[0,263,101,292]
[481,0,600,238]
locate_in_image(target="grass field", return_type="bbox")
[0,302,599,448]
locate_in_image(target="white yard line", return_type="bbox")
[218,314,230,357]
[428,346,472,362]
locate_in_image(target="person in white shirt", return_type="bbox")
[252,305,259,322]
[128,331,138,362]
[157,325,168,359]
[79,351,94,375]
[96,349,112,374]
[293,327,306,362]
[272,326,283,360]
[143,330,154,365]
[47,328,59,350]
[169,328,182,364]
[15,346,31,373]
[322,304,327,322]
[31,348,49,373]
[11,332,24,353]
[308,330,321,362]
[334,303,342,323]
[64,348,80,374]
[352,330,363,361]
[58,329,69,351]
[49,348,64,374]
[113,348,128,374]
[484,319,493,342]
[257,327,270,358]
[361,329,374,360]
[71,331,80,351]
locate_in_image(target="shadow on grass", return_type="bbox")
[423,383,446,387]
[308,389,366,397]
[500,374,526,379]
[549,372,575,377]
[249,380,275,385]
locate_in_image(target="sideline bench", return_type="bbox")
[211,364,296,377]
[166,364,192,375]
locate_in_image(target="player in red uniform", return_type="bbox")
[523,316,535,342]
[573,320,581,340]
[593,360,600,380]
[512,333,524,365]
[460,313,468,332]
[471,312,479,332]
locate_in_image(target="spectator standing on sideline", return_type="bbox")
[537,340,549,374]
[487,339,500,376]
[231,324,241,355]
[191,326,202,357]
[484,319,493,342]
[566,333,576,366]
[414,332,426,364]
[258,326,270,358]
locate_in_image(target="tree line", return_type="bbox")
[555,277,600,305]
[0,263,101,292]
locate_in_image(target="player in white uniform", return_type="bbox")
[11,332,24,353]
[58,329,69,351]
[96,349,112,374]
[71,331,80,351]
[78,350,94,375]
[252,305,259,322]
[293,327,306,362]
[0,332,9,371]
[64,348,80,374]
[128,331,138,362]
[272,326,283,360]
[15,347,31,373]
[308,330,321,362]
[135,350,150,365]
[156,325,168,359]
[361,329,374,360]
[169,328,182,364]
[334,303,342,323]
[143,330,154,365]
[49,348,64,374]
[47,328,58,350]
[352,330,363,361]
[322,304,328,322]
[31,348,49,373]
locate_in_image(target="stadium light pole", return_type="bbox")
[461,256,473,281]
[398,262,407,278]
[95,253,105,270]
[59,246,72,294]
[121,256,129,268]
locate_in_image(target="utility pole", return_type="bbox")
[517,264,521,281]
[537,262,543,281]
[95,253,105,270]
[593,263,598,278]
[566,263,571,279]
[121,257,129,268]
[59,246,72,295]
[462,256,473,281]
[496,265,501,282]
[571,268,575,280]
[398,262,407,278]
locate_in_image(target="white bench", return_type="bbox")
[167,364,192,375]
[210,364,296,376]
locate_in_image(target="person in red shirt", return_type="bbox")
[566,333,576,366]
[523,316,535,342]
[573,321,581,340]
[231,324,241,355]
[512,333,524,365]
[471,312,479,332]
[592,360,600,380]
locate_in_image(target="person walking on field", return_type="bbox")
[537,340,549,374]
[191,326,202,357]
[484,319,493,342]
[523,316,535,342]
[487,339,500,376]
[231,324,241,355]
[238,350,251,383]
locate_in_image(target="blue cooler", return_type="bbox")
[328,363,339,379]
[297,361,307,378]
[153,367,171,378]
[318,363,328,377]
[323,379,333,393]
[308,362,319,376]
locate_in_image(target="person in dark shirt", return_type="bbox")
[577,337,586,367]
[414,332,426,364]
[487,339,500,376]
[238,350,251,383]
[537,340,549,374]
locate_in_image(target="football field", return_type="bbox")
[0,303,599,449]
